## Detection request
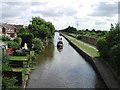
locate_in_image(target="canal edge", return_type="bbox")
[61,33,120,89]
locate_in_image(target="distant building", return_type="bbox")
[0,23,17,38]
[13,25,24,32]
[14,25,29,32]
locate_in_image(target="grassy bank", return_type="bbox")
[64,35,100,58]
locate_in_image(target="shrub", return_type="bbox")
[106,24,120,47]
[32,38,44,53]
[96,36,109,58]
[18,33,34,49]
[2,35,10,41]
[2,63,12,71]
[96,23,120,75]
[7,41,19,50]
[14,37,22,45]
[108,44,120,75]
[2,77,18,89]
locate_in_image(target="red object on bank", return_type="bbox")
[7,48,14,55]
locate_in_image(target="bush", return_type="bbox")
[2,77,18,89]
[27,54,35,61]
[106,24,120,47]
[108,44,120,75]
[14,37,22,45]
[96,36,109,58]
[14,37,22,49]
[2,35,10,41]
[7,41,19,50]
[96,23,120,75]
[18,33,34,49]
[32,38,44,53]
[2,63,12,71]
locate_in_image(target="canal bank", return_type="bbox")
[62,33,120,89]
[27,32,106,88]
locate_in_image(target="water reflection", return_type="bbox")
[57,48,63,52]
[35,42,54,65]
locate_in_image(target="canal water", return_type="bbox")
[27,32,106,88]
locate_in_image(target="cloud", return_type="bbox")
[32,5,77,17]
[2,2,23,6]
[88,2,118,17]
[95,21,107,25]
[1,2,30,18]
[1,0,118,30]
[31,1,48,6]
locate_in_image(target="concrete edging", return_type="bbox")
[62,34,120,89]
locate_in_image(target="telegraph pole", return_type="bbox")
[77,21,79,30]
[74,17,80,30]
[76,20,80,30]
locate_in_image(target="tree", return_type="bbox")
[97,24,120,57]
[106,24,120,47]
[61,26,77,33]
[96,23,120,75]
[92,29,95,32]
[17,28,27,35]
[17,27,34,49]
[29,17,55,40]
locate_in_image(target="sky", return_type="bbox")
[0,0,119,30]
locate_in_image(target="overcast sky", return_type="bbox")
[0,0,119,30]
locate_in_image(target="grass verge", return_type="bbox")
[65,35,100,57]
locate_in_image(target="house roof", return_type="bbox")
[0,23,16,30]
[14,25,23,29]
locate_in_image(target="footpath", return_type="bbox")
[63,34,120,89]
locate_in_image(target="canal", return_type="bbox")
[27,32,106,88]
